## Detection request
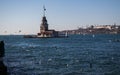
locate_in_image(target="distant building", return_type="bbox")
[93,25,112,30]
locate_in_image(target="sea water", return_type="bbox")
[0,34,120,75]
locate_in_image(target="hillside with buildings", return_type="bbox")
[60,25,120,34]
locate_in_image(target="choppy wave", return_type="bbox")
[0,34,120,75]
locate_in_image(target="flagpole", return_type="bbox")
[43,5,46,16]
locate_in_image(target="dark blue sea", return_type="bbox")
[0,34,120,75]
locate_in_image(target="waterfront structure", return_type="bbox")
[24,6,68,38]
[37,7,58,37]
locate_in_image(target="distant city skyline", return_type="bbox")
[0,0,120,35]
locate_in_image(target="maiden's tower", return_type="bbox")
[37,6,58,37]
[24,6,68,38]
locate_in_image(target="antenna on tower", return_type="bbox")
[43,5,46,16]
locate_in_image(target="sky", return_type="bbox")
[0,0,120,35]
